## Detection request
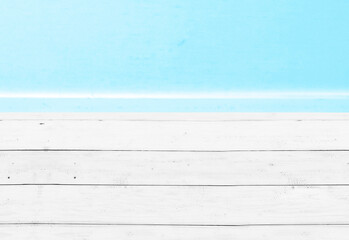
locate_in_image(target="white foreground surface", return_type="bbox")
[0,113,349,239]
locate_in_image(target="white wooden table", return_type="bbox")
[1,113,349,239]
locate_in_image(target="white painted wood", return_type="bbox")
[1,113,348,239]
[1,113,349,121]
[0,186,349,224]
[0,225,349,240]
[1,151,349,185]
[1,120,349,150]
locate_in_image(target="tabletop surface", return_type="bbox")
[1,113,349,239]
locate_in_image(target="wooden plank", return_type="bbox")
[1,151,349,185]
[1,113,349,121]
[0,120,349,150]
[0,186,349,224]
[1,225,349,240]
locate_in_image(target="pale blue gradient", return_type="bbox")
[0,98,348,112]
[0,0,348,111]
[1,0,348,93]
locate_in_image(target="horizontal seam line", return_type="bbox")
[0,223,348,227]
[0,149,349,152]
[2,119,349,122]
[1,184,349,187]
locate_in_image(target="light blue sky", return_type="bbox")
[1,0,348,95]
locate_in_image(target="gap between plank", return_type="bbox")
[0,223,348,227]
[1,149,349,152]
[2,119,349,122]
[1,184,349,187]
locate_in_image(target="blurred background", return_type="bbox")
[0,0,348,111]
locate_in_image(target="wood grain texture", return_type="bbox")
[1,113,349,239]
[0,120,349,150]
[1,185,349,225]
[1,225,349,240]
[1,151,349,185]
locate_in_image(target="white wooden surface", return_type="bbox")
[0,225,349,240]
[1,120,349,150]
[1,151,349,185]
[1,225,349,240]
[0,113,349,239]
[1,185,349,224]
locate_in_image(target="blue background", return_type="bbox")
[1,0,349,93]
[0,0,348,111]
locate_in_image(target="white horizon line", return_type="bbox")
[1,92,349,99]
